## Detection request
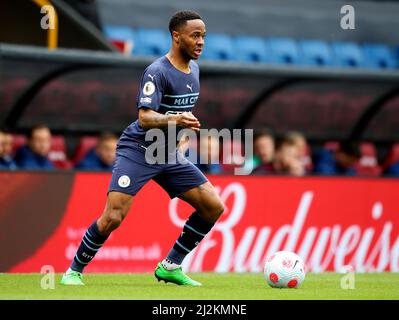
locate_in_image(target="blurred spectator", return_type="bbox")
[252,129,275,174]
[0,128,17,170]
[14,125,54,170]
[285,131,312,172]
[384,161,399,176]
[272,136,306,176]
[313,140,361,176]
[63,0,103,31]
[195,134,223,174]
[75,132,118,171]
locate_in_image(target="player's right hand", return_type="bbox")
[178,112,201,132]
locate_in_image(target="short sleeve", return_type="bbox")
[136,67,166,112]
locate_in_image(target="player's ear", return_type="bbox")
[172,30,180,44]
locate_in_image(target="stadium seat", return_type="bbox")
[303,144,313,173]
[11,134,27,155]
[134,28,170,57]
[103,25,136,55]
[362,44,397,70]
[266,37,301,65]
[383,143,399,171]
[323,141,339,151]
[72,136,99,165]
[234,36,270,63]
[200,34,235,61]
[299,40,334,67]
[220,140,245,173]
[331,42,366,68]
[48,136,72,169]
[355,142,381,176]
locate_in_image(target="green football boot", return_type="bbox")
[60,268,84,286]
[154,262,202,286]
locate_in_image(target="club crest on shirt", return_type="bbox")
[143,81,155,96]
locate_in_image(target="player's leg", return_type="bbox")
[154,160,224,285]
[155,182,223,283]
[60,191,133,285]
[61,145,158,285]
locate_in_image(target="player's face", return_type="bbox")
[178,19,206,60]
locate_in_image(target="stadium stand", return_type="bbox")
[71,136,99,165]
[299,40,334,67]
[134,28,170,57]
[103,25,135,55]
[362,44,398,70]
[48,136,72,169]
[383,143,399,172]
[330,42,366,68]
[266,37,301,65]
[200,34,235,61]
[234,36,269,63]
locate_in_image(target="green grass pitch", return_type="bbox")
[1,273,398,300]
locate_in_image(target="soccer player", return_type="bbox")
[61,10,224,286]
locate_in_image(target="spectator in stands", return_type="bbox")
[75,132,118,171]
[313,140,361,176]
[14,125,54,170]
[195,134,223,174]
[272,136,306,176]
[0,128,17,170]
[285,131,312,173]
[252,129,275,174]
[384,161,399,176]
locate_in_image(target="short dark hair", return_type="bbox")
[254,128,274,142]
[169,10,202,35]
[0,127,11,135]
[98,131,118,143]
[28,124,50,139]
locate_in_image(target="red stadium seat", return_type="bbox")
[303,144,313,173]
[355,142,381,176]
[323,141,339,151]
[220,139,245,173]
[383,143,399,171]
[48,135,72,169]
[72,136,99,165]
[11,134,27,155]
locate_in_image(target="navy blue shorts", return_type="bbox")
[108,143,208,198]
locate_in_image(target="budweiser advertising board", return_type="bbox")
[7,174,399,273]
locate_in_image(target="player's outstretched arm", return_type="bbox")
[139,108,201,131]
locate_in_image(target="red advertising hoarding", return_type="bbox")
[2,173,398,273]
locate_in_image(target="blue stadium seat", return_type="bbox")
[299,40,334,67]
[265,37,301,65]
[201,34,235,61]
[362,44,397,69]
[234,36,270,63]
[331,42,366,68]
[103,25,136,54]
[134,28,170,57]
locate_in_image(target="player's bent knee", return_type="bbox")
[98,208,126,234]
[213,201,225,219]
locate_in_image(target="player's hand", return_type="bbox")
[177,112,201,132]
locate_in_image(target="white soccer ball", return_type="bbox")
[264,251,306,288]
